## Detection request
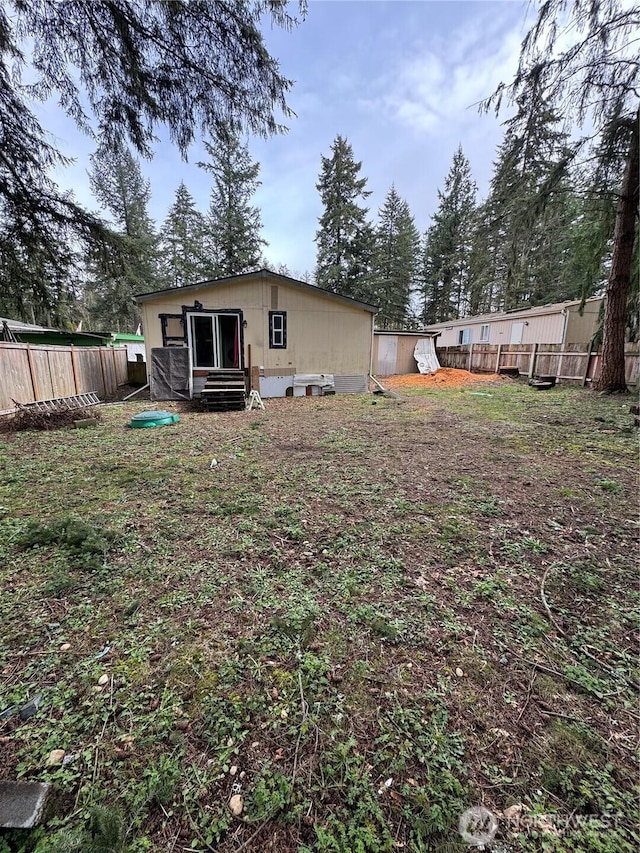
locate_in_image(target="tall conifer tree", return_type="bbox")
[199,127,266,277]
[315,136,374,302]
[419,146,477,323]
[160,184,210,289]
[86,143,159,330]
[372,186,419,328]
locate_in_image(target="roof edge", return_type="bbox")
[135,268,379,313]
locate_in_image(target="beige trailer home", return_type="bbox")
[425,297,603,347]
[136,269,377,403]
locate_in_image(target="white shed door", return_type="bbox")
[510,322,525,344]
[377,336,398,376]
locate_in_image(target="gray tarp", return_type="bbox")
[150,347,190,400]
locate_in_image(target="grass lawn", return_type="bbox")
[0,379,638,852]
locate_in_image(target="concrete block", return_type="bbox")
[0,781,53,828]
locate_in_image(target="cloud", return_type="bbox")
[361,8,527,137]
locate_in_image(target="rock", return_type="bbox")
[97,674,109,687]
[229,766,238,776]
[455,668,464,677]
[59,643,71,652]
[229,794,244,816]
[46,749,65,767]
[73,418,98,429]
[19,694,42,721]
[0,781,53,828]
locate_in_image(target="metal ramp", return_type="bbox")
[14,393,101,412]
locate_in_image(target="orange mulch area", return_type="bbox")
[382,368,501,389]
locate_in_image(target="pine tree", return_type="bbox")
[0,1,301,323]
[372,186,420,328]
[419,146,477,324]
[315,135,374,301]
[199,127,266,277]
[483,0,639,391]
[85,143,160,330]
[480,89,574,312]
[160,184,210,289]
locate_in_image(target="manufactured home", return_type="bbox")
[135,269,377,404]
[424,297,603,348]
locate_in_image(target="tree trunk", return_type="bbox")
[595,109,639,393]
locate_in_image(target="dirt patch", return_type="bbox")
[0,405,101,432]
[382,368,502,389]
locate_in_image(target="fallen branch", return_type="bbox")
[540,565,567,637]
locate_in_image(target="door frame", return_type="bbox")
[182,304,245,372]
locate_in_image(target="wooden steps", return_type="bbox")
[199,370,246,411]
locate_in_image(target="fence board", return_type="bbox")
[114,349,128,386]
[0,343,128,412]
[0,347,33,410]
[75,348,106,397]
[101,349,117,395]
[48,349,77,397]
[31,349,55,400]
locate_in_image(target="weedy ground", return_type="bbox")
[0,378,638,853]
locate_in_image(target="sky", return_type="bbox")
[39,0,537,277]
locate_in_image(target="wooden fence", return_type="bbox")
[0,343,129,413]
[436,342,640,388]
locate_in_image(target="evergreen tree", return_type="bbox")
[419,146,477,324]
[160,183,210,289]
[315,135,374,301]
[480,89,574,312]
[484,0,639,391]
[85,143,160,330]
[0,214,83,327]
[0,0,301,323]
[199,127,266,276]
[372,186,419,328]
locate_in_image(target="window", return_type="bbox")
[269,311,287,349]
[480,324,489,342]
[457,328,471,345]
[160,314,186,347]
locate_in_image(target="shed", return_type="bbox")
[424,297,603,347]
[373,331,438,376]
[135,269,378,401]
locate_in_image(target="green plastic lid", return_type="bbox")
[129,410,180,428]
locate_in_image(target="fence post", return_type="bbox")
[70,345,79,394]
[111,346,118,388]
[26,344,40,401]
[98,348,108,397]
[495,344,502,374]
[468,343,474,373]
[529,342,538,378]
[582,343,593,387]
[556,348,564,382]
